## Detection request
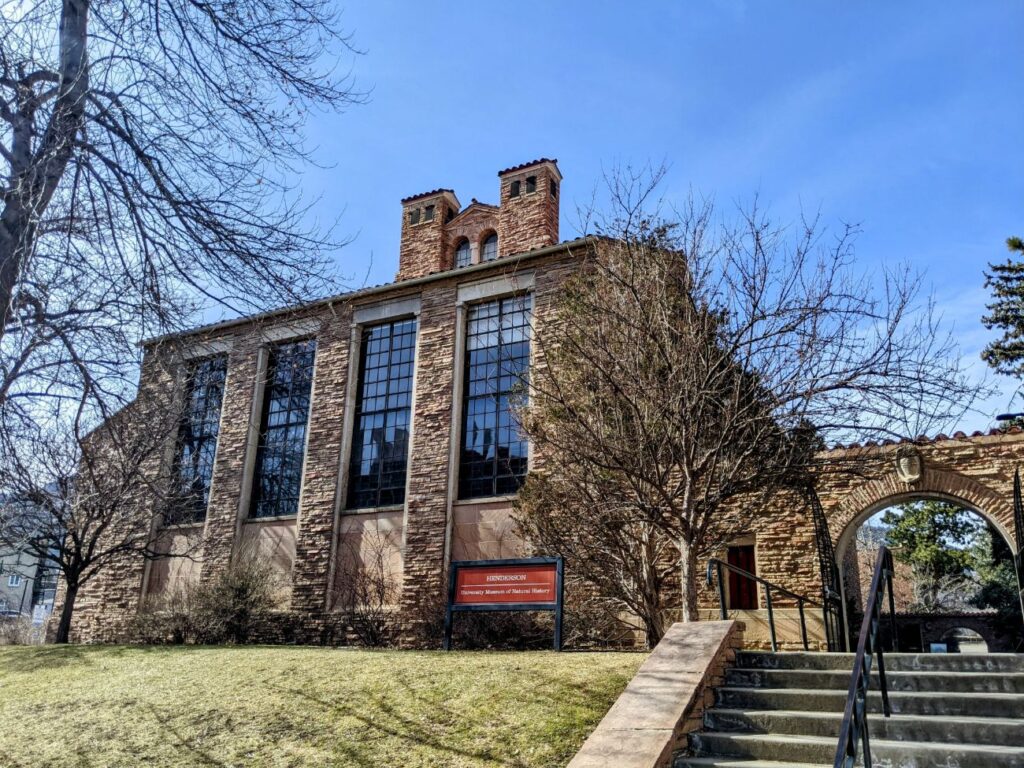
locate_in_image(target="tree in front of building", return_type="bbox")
[1,3,364,638]
[517,473,677,648]
[517,167,978,634]
[881,500,981,612]
[0,0,363,507]
[0,386,183,643]
[982,237,1024,377]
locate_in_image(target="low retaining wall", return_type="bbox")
[567,620,742,768]
[699,608,828,651]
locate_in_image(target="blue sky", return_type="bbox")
[291,2,1022,432]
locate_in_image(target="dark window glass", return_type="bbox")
[423,204,435,222]
[455,239,472,268]
[409,208,420,225]
[550,180,558,199]
[459,295,532,499]
[525,176,537,194]
[168,355,228,524]
[250,339,316,518]
[481,234,498,262]
[347,319,417,509]
[509,180,521,198]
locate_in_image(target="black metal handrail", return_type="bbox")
[833,545,898,768]
[1013,469,1024,646]
[706,558,823,652]
[806,486,848,651]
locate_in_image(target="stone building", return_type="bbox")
[58,157,1024,651]
[63,158,583,643]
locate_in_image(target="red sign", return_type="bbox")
[453,563,558,605]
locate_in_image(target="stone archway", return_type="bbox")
[830,465,1016,562]
[696,430,1024,651]
[827,465,1018,652]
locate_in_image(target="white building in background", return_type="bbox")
[0,500,59,623]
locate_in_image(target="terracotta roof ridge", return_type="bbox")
[400,188,456,204]
[829,424,1024,451]
[498,158,557,176]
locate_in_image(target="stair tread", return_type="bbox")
[695,732,1024,753]
[732,668,1024,677]
[741,655,1024,663]
[707,707,1024,725]
[677,760,829,768]
[720,685,1024,698]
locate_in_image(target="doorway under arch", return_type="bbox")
[833,489,1021,652]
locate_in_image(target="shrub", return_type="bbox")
[129,545,283,645]
[0,616,46,645]
[332,528,402,647]
[191,554,282,644]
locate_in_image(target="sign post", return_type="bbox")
[443,556,564,651]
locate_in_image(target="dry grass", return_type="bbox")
[0,645,644,768]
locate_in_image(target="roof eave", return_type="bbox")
[140,236,593,347]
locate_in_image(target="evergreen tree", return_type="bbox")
[970,523,1022,628]
[882,500,980,611]
[982,237,1024,376]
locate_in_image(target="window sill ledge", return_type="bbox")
[341,504,405,516]
[453,494,518,506]
[243,515,298,524]
[158,521,206,531]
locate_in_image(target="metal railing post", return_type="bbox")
[798,599,809,651]
[861,717,872,768]
[716,561,727,620]
[886,557,898,652]
[764,584,777,652]
[876,641,892,718]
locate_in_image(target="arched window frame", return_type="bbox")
[481,232,498,262]
[454,238,472,269]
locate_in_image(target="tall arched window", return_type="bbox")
[455,239,471,268]
[481,234,498,262]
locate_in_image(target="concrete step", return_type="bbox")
[725,667,1024,693]
[715,686,1024,718]
[704,708,1024,746]
[675,759,827,768]
[737,650,1024,673]
[687,732,1024,768]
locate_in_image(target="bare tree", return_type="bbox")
[516,472,675,648]
[0,379,183,643]
[333,525,402,647]
[1,2,361,639]
[1,0,361,430]
[520,167,979,625]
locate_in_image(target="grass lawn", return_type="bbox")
[0,645,644,768]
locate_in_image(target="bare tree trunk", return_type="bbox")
[644,609,666,649]
[679,537,699,623]
[54,580,79,644]
[0,0,91,340]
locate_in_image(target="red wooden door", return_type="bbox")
[727,545,758,610]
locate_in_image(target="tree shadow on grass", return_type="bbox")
[145,704,229,768]
[268,681,521,768]
[265,661,628,768]
[0,643,185,675]
[0,644,96,674]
